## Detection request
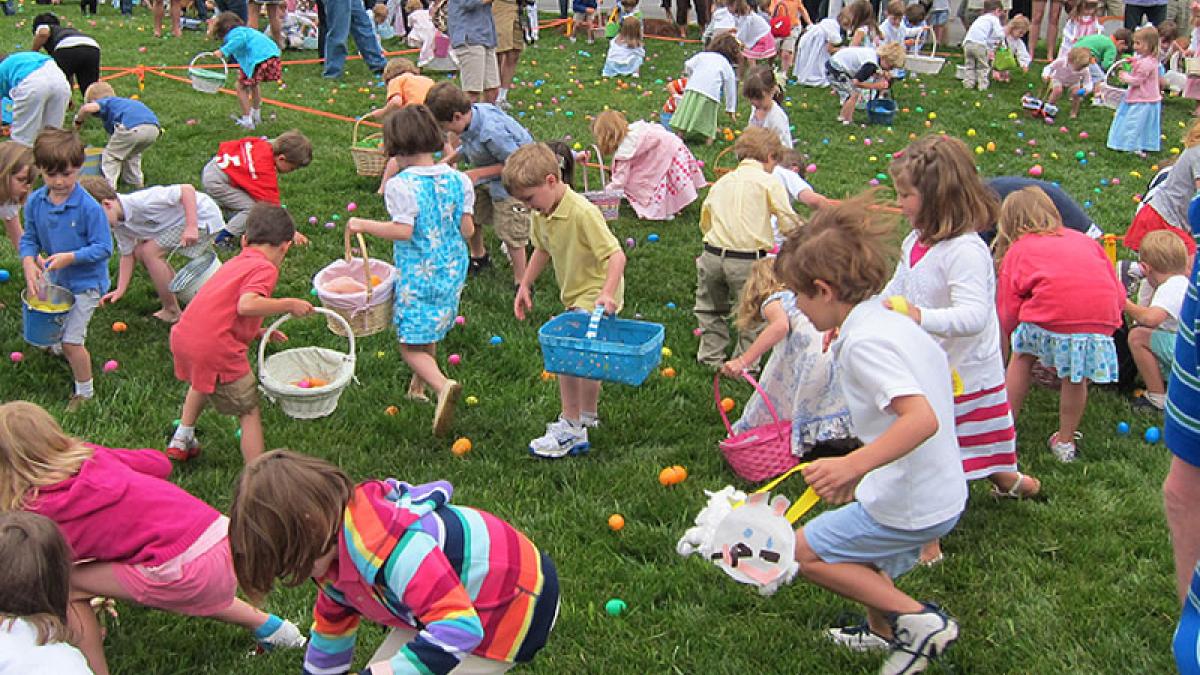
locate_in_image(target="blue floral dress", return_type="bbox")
[384,164,472,344]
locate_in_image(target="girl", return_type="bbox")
[887,136,1042,562]
[1128,119,1200,256]
[723,259,854,457]
[792,10,846,86]
[743,65,792,148]
[30,13,102,103]
[228,450,558,675]
[995,187,1125,462]
[0,50,71,148]
[1059,0,1101,57]
[0,401,306,675]
[0,141,35,252]
[703,0,737,43]
[1107,26,1162,157]
[211,11,284,131]
[348,105,472,436]
[591,109,706,220]
[842,0,880,47]
[0,511,92,674]
[670,33,742,143]
[1183,8,1200,115]
[730,0,777,64]
[994,14,1033,82]
[603,16,646,77]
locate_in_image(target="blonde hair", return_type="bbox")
[1066,46,1092,69]
[992,187,1064,262]
[890,134,999,245]
[733,126,782,163]
[405,0,422,11]
[618,16,643,47]
[877,41,906,69]
[591,110,629,157]
[83,81,115,102]
[501,142,561,192]
[0,142,35,205]
[1134,25,1160,56]
[736,258,786,329]
[1140,230,1189,275]
[1007,14,1030,32]
[0,401,93,512]
[775,192,898,305]
[1183,117,1200,147]
[79,174,117,202]
[382,57,420,82]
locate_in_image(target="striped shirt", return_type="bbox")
[303,480,557,675]
[1165,195,1200,461]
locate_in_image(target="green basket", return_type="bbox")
[188,52,228,94]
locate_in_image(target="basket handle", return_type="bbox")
[590,144,608,185]
[352,116,373,145]
[584,305,605,339]
[257,307,357,382]
[342,228,374,307]
[712,146,736,177]
[189,51,228,76]
[713,371,785,436]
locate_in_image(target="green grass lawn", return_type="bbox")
[0,7,1189,673]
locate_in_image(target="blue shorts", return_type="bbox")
[802,501,960,579]
[927,9,949,25]
[1153,328,1178,374]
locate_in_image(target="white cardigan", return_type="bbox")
[683,51,738,113]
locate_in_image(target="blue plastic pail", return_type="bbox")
[21,285,74,347]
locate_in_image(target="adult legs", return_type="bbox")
[348,0,388,74]
[1043,0,1063,60]
[322,0,352,77]
[1030,0,1046,60]
[1165,457,1200,603]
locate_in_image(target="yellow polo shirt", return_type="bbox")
[699,159,798,252]
[531,187,625,312]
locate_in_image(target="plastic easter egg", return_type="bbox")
[0,269,9,282]
[465,395,479,406]
[489,335,503,345]
[608,514,625,531]
[1146,426,1161,443]
[455,315,466,325]
[1117,421,1130,434]
[448,354,462,366]
[112,321,127,333]
[647,233,660,242]
[605,599,627,616]
[102,359,119,373]
[1028,165,1044,177]
[9,352,23,363]
[451,438,472,456]
[805,163,817,174]
[385,405,399,415]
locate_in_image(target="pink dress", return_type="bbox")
[607,121,707,220]
[1185,29,1200,101]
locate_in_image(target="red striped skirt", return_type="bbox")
[955,382,1018,480]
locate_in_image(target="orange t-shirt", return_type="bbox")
[386,73,436,108]
[769,0,803,25]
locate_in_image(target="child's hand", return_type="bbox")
[100,289,124,305]
[801,456,862,505]
[44,252,75,271]
[22,260,42,300]
[594,292,617,315]
[721,357,747,377]
[286,298,314,317]
[267,329,288,343]
[347,217,365,234]
[882,297,921,323]
[514,284,533,320]
[181,230,200,247]
[293,232,310,246]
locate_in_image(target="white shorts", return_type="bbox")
[61,289,101,346]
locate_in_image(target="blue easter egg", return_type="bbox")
[0,269,9,283]
[1117,421,1130,434]
[647,233,660,242]
[1145,426,1161,443]
[666,302,677,309]
[489,335,503,345]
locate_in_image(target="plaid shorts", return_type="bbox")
[238,56,282,87]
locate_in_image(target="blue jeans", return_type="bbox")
[2,0,16,15]
[215,0,248,20]
[321,0,387,78]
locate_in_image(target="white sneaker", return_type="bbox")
[257,619,306,651]
[231,114,255,130]
[529,418,589,459]
[251,108,262,125]
[826,624,891,652]
[880,604,958,675]
[1048,431,1080,463]
[580,412,601,429]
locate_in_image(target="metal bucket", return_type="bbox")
[21,284,74,347]
[80,147,104,177]
[168,249,222,304]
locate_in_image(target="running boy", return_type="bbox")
[200,130,311,244]
[73,81,161,190]
[505,142,626,458]
[19,128,111,411]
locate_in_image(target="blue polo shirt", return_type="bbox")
[18,183,112,294]
[95,97,159,135]
[221,26,281,77]
[0,52,52,96]
[457,104,532,201]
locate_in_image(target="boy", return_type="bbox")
[774,197,965,675]
[167,203,313,464]
[200,129,311,244]
[1043,47,1094,119]
[1075,28,1133,84]
[695,127,798,369]
[503,142,626,458]
[73,82,160,190]
[79,175,225,324]
[427,81,534,285]
[902,3,930,54]
[366,57,436,119]
[18,128,112,411]
[1126,230,1190,413]
[826,42,906,125]
[881,0,908,44]
[0,50,71,148]
[961,0,1005,91]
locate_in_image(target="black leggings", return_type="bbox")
[1124,3,1165,30]
[675,0,709,28]
[52,46,101,100]
[80,0,97,12]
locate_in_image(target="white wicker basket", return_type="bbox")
[258,308,357,420]
[1093,58,1128,110]
[905,33,944,75]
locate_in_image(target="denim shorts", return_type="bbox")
[927,8,949,25]
[802,501,960,579]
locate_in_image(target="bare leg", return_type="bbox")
[179,386,208,427]
[508,243,528,285]
[483,86,500,103]
[135,240,182,322]
[400,343,448,394]
[1057,379,1087,441]
[1044,0,1063,61]
[498,50,520,93]
[558,374,583,420]
[578,377,601,416]
[170,0,182,36]
[1165,456,1200,602]
[1005,353,1037,420]
[919,539,942,565]
[1029,0,1045,60]
[152,0,165,37]
[468,227,486,258]
[1130,326,1166,396]
[206,598,275,631]
[62,343,93,385]
[236,83,253,118]
[988,470,1042,496]
[247,0,261,28]
[266,4,284,48]
[238,406,265,463]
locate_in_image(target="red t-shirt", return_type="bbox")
[214,137,280,205]
[170,247,278,393]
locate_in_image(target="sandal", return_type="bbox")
[990,472,1042,500]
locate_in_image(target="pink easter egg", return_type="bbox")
[868,178,880,186]
[455,315,466,325]
[1079,131,1089,139]
[693,327,703,336]
[308,216,318,224]
[448,354,462,365]
[9,352,23,363]
[1028,164,1044,177]
[864,139,872,146]
[1028,139,1037,146]
[346,202,357,212]
[1112,178,1121,185]
[103,359,119,373]
[1059,126,1068,133]
[805,163,817,174]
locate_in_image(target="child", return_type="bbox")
[606,0,643,38]
[590,109,707,220]
[774,196,966,673]
[774,148,831,216]
[695,127,798,369]
[926,0,952,45]
[826,42,905,125]
[0,402,306,675]
[769,0,811,72]
[426,81,534,285]
[743,65,792,148]
[730,0,777,63]
[30,13,101,103]
[792,11,845,86]
[505,142,627,457]
[366,57,436,119]
[1075,27,1132,84]
[572,0,601,42]
[79,176,225,324]
[1184,7,1200,114]
[995,187,1125,462]
[671,33,741,143]
[1124,230,1189,413]
[0,51,71,147]
[881,0,908,43]
[841,0,879,47]
[72,82,160,190]
[703,0,738,43]
[1128,119,1200,255]
[200,130,312,241]
[0,141,35,251]
[228,450,558,673]
[210,11,284,131]
[405,0,456,70]
[603,16,646,76]
[724,259,854,457]
[961,0,1005,91]
[166,204,314,464]
[347,106,472,436]
[1059,0,1101,56]
[0,511,92,674]
[1108,26,1163,157]
[1042,47,1094,119]
[18,128,111,412]
[903,3,932,54]
[993,14,1031,82]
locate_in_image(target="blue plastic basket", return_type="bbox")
[538,307,664,386]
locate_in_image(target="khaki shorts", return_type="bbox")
[453,44,500,93]
[210,372,259,416]
[61,289,101,346]
[475,185,530,247]
[493,0,524,53]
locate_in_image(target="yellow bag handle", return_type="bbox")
[738,462,820,525]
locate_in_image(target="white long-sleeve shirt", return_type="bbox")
[1007,33,1031,68]
[683,51,738,112]
[964,13,1004,49]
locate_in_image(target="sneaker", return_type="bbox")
[166,436,202,461]
[231,114,255,130]
[213,229,238,250]
[468,253,492,276]
[880,603,958,675]
[580,412,601,429]
[826,623,891,652]
[66,394,92,413]
[433,379,462,437]
[1048,431,1081,463]
[529,418,589,459]
[256,618,306,651]
[251,108,262,125]
[1131,395,1164,414]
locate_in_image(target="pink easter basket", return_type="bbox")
[715,372,796,482]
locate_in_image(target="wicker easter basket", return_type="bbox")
[1093,59,1128,110]
[258,308,357,419]
[313,230,395,338]
[350,117,387,177]
[580,145,622,222]
[905,32,944,75]
[188,52,228,94]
